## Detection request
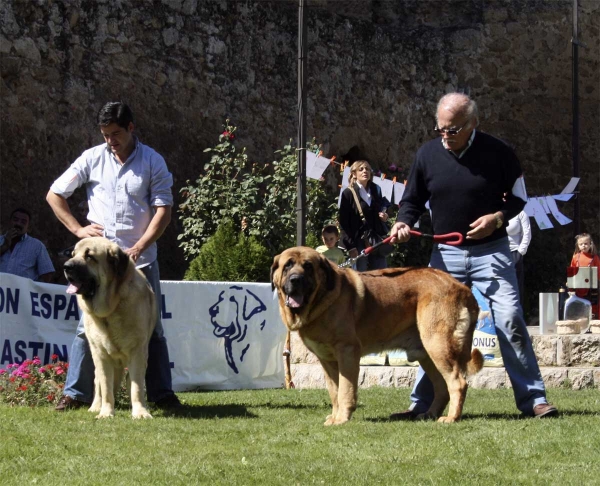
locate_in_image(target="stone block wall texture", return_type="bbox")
[290,332,600,389]
[1,0,598,280]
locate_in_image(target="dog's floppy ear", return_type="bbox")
[107,244,131,279]
[270,254,280,291]
[319,255,336,291]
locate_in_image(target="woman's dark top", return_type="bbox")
[339,181,390,251]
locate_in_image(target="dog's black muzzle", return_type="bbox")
[283,273,314,313]
[64,259,97,299]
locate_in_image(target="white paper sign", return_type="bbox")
[341,166,351,189]
[373,176,394,204]
[306,151,330,180]
[560,177,580,194]
[544,196,572,225]
[338,166,351,207]
[512,175,528,201]
[552,194,574,202]
[524,198,554,230]
[538,197,551,214]
[393,182,405,205]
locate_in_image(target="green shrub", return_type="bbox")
[184,219,272,282]
[178,121,338,259]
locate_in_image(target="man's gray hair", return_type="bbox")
[436,93,479,125]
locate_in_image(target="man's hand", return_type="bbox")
[389,222,412,244]
[4,228,19,246]
[124,245,143,262]
[466,214,498,240]
[75,223,104,239]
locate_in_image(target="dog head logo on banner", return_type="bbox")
[208,285,267,374]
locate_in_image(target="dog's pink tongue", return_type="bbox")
[66,283,79,295]
[286,294,304,308]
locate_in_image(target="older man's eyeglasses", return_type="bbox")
[434,120,469,136]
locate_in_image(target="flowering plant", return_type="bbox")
[0,355,69,407]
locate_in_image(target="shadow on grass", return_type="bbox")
[364,412,523,423]
[249,401,330,411]
[365,409,595,422]
[151,403,258,419]
[152,400,332,418]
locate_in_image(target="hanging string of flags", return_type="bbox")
[306,151,578,230]
[523,177,579,230]
[305,151,407,205]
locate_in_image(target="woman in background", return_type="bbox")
[338,160,390,272]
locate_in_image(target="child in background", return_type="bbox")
[316,224,347,266]
[570,233,600,319]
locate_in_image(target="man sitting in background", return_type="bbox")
[0,207,54,282]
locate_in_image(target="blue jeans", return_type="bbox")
[408,238,548,416]
[63,261,175,403]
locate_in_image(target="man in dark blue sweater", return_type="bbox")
[389,93,557,419]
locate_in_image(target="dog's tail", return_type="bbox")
[466,348,484,376]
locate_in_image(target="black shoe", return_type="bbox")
[55,395,89,411]
[154,394,182,410]
[389,409,419,421]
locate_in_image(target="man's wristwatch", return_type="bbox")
[494,213,503,229]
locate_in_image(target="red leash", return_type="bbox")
[339,231,464,267]
[362,231,463,256]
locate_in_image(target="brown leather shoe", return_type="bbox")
[389,409,419,421]
[55,395,88,411]
[532,403,558,418]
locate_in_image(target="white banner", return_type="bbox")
[0,273,287,391]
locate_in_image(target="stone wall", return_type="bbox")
[289,331,600,390]
[1,0,598,280]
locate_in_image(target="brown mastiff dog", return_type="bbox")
[271,247,483,425]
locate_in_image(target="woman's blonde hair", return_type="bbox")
[573,233,597,257]
[348,160,373,186]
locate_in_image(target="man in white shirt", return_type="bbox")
[46,101,181,411]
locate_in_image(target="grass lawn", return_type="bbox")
[1,387,598,485]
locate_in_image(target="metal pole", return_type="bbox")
[572,0,580,236]
[296,0,307,246]
[285,0,307,392]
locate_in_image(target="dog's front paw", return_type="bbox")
[88,403,101,413]
[437,416,458,424]
[324,414,350,426]
[132,408,153,420]
[95,411,115,419]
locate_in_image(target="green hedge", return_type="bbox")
[184,220,273,282]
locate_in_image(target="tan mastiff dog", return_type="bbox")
[271,247,483,425]
[64,237,156,419]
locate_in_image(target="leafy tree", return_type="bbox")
[178,121,266,258]
[178,121,338,260]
